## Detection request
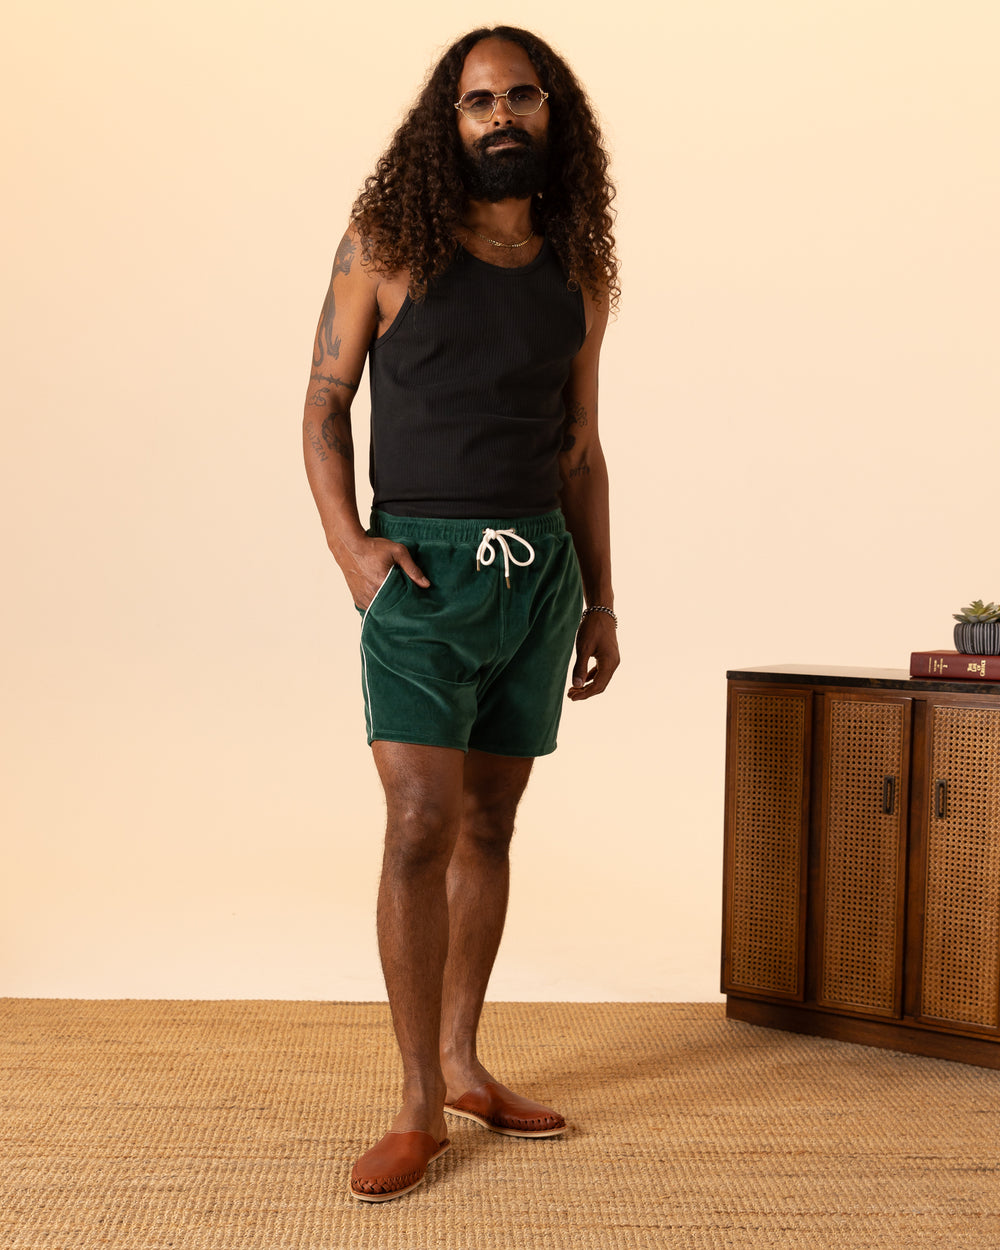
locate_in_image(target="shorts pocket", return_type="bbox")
[359,565,409,624]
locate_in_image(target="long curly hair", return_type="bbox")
[351,27,619,308]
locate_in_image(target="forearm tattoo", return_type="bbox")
[305,423,328,463]
[321,414,353,462]
[561,400,590,452]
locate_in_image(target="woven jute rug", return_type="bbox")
[1,1000,998,1249]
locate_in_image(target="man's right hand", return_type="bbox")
[337,535,430,610]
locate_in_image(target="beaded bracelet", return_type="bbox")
[581,605,618,628]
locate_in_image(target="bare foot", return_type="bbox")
[387,1090,448,1144]
[441,1059,495,1105]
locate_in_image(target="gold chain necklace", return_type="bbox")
[463,225,536,249]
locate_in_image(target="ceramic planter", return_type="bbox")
[954,621,1000,655]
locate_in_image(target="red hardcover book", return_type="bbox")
[910,650,1000,680]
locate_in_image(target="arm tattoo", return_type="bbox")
[312,236,355,367]
[321,415,353,462]
[313,287,341,365]
[568,461,591,479]
[310,372,359,393]
[306,427,328,462]
[561,400,589,452]
[332,234,355,278]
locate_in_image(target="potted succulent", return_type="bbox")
[953,600,1000,655]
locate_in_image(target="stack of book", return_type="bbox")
[910,651,1000,680]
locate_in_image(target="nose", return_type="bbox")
[492,95,516,124]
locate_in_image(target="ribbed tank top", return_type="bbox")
[368,240,586,518]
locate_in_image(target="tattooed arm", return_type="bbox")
[302,225,428,608]
[558,289,619,701]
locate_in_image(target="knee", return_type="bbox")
[460,795,517,858]
[384,801,459,876]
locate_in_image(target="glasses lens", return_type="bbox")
[507,85,544,115]
[460,91,495,121]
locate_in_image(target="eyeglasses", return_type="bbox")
[454,84,549,122]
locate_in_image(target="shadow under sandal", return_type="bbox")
[444,1082,566,1138]
[349,1130,451,1202]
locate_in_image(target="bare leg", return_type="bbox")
[371,740,466,1142]
[439,749,534,1099]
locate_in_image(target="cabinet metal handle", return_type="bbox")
[882,775,896,815]
[935,779,948,819]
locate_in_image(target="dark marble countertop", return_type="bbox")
[726,663,1000,696]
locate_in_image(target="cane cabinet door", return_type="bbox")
[917,703,1000,1035]
[815,693,912,1018]
[722,685,812,1000]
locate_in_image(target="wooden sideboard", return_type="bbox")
[722,664,1000,1068]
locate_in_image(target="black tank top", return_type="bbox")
[368,240,586,518]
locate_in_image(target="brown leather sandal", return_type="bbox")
[444,1081,566,1138]
[349,1130,451,1202]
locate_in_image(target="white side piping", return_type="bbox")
[360,566,398,738]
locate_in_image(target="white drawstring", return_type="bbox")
[475,527,536,588]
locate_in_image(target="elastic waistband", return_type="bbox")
[369,509,567,543]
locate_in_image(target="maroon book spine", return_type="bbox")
[910,650,1000,680]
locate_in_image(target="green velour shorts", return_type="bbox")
[358,510,583,757]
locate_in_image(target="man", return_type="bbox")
[303,26,620,1202]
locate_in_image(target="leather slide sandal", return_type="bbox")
[349,1130,451,1202]
[444,1081,566,1138]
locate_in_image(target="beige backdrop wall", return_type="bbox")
[3,1,996,1000]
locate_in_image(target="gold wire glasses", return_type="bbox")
[454,85,549,122]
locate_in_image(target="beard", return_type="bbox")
[459,130,548,202]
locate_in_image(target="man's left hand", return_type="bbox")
[567,612,620,701]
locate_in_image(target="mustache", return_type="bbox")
[472,129,534,156]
